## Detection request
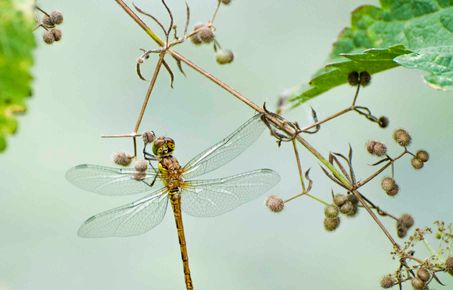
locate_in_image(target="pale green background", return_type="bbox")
[0,1,452,289]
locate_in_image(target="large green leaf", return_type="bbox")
[0,0,36,152]
[290,0,453,107]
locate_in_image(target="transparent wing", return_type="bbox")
[78,187,169,238]
[181,169,280,217]
[182,114,266,179]
[65,164,163,196]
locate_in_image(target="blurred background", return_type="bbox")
[0,0,452,289]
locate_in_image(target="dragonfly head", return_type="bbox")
[153,136,175,156]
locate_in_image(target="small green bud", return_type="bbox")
[324,205,339,218]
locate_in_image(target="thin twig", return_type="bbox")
[292,140,306,192]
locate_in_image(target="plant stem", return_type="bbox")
[302,107,353,132]
[285,191,329,206]
[292,140,306,192]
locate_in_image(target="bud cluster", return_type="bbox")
[38,10,64,45]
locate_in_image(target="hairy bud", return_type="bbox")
[42,30,55,44]
[42,15,54,28]
[367,140,387,157]
[347,194,358,205]
[198,26,215,43]
[324,217,340,232]
[380,275,394,289]
[359,71,371,86]
[216,49,234,65]
[378,116,389,128]
[399,214,414,228]
[142,131,156,144]
[393,129,412,147]
[190,24,204,45]
[339,201,354,215]
[381,177,397,192]
[333,194,347,207]
[411,157,424,170]
[348,71,359,86]
[265,195,284,213]
[113,152,133,166]
[416,150,429,162]
[133,171,146,181]
[51,28,62,41]
[50,11,64,25]
[324,205,339,218]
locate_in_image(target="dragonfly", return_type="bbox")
[65,114,280,290]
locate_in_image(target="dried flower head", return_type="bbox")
[216,49,234,65]
[198,26,215,43]
[380,275,394,289]
[324,205,339,218]
[142,131,156,144]
[416,150,429,162]
[348,71,359,86]
[333,194,347,207]
[393,129,412,147]
[359,71,371,86]
[416,268,430,282]
[265,195,284,213]
[324,217,340,232]
[42,30,55,44]
[411,277,425,290]
[411,157,424,170]
[399,214,414,228]
[50,10,64,25]
[134,160,148,172]
[113,152,133,166]
[378,116,389,128]
[367,140,387,157]
[446,256,453,275]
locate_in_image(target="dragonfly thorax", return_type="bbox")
[158,155,185,192]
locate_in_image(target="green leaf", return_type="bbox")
[0,0,36,152]
[290,0,453,107]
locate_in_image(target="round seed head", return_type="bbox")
[340,201,354,215]
[113,152,133,166]
[333,194,347,207]
[42,30,55,44]
[359,71,371,86]
[216,49,234,65]
[134,160,148,172]
[397,225,407,238]
[386,184,399,197]
[198,26,215,43]
[324,217,340,232]
[348,71,359,86]
[417,268,430,282]
[142,131,156,144]
[411,157,424,170]
[393,129,412,147]
[51,28,62,41]
[133,171,146,181]
[42,15,54,27]
[416,150,429,162]
[347,194,358,205]
[378,116,389,128]
[411,277,425,290]
[265,195,284,213]
[50,10,64,25]
[346,205,358,217]
[324,205,339,218]
[381,177,396,192]
[380,275,394,289]
[190,24,204,45]
[445,256,453,274]
[399,214,414,228]
[221,0,232,4]
[367,140,387,156]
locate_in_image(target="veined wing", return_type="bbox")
[65,164,163,196]
[78,187,169,238]
[182,114,266,179]
[181,169,280,217]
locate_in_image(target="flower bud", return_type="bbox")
[51,28,62,41]
[380,275,394,289]
[411,157,424,170]
[340,201,354,215]
[386,184,399,197]
[333,194,347,207]
[411,277,425,290]
[133,171,146,181]
[134,160,148,172]
[324,217,340,231]
[381,177,396,192]
[348,71,359,86]
[393,129,411,147]
[198,26,215,43]
[378,116,389,128]
[216,49,234,65]
[42,30,55,44]
[399,214,414,228]
[142,131,156,144]
[416,150,429,162]
[113,152,133,166]
[367,140,387,157]
[50,10,64,25]
[265,195,284,213]
[42,15,54,27]
[396,224,407,238]
[359,71,371,86]
[416,268,430,282]
[324,205,339,218]
[190,24,204,45]
[347,194,358,205]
